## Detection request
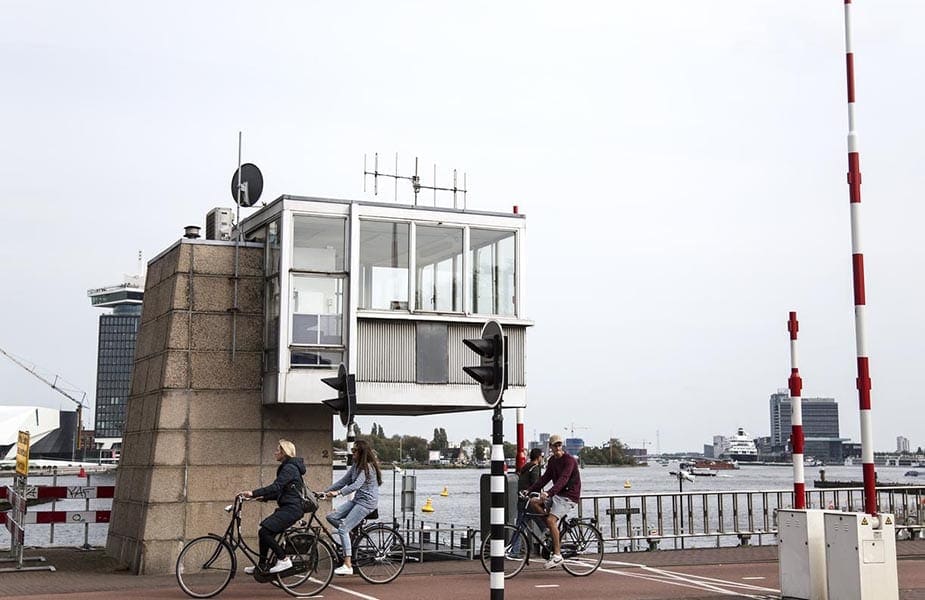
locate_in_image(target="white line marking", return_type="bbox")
[324,582,383,600]
[534,584,560,588]
[742,576,766,580]
[596,565,778,598]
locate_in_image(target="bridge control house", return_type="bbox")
[107,194,531,574]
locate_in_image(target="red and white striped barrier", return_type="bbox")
[0,486,114,500]
[787,312,806,509]
[0,510,111,525]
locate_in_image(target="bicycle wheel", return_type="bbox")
[277,532,336,597]
[355,524,406,584]
[560,521,604,576]
[176,535,235,598]
[479,525,528,579]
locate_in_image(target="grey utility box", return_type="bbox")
[479,473,519,539]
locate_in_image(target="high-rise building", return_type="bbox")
[88,272,144,445]
[769,391,845,463]
[897,435,910,453]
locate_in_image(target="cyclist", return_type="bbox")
[322,439,382,576]
[526,433,581,569]
[508,448,543,558]
[237,439,307,575]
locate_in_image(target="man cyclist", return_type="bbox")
[525,434,581,569]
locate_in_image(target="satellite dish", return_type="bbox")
[231,163,263,207]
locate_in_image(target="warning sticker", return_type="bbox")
[861,517,869,526]
[885,516,892,525]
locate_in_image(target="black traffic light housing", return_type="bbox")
[463,320,506,407]
[321,363,357,427]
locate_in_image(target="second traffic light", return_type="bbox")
[463,320,506,407]
[321,363,357,427]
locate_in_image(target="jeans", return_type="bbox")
[325,500,371,560]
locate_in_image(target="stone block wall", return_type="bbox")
[107,240,333,575]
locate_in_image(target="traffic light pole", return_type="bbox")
[489,404,504,600]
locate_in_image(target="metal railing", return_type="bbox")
[579,485,925,551]
[397,518,478,562]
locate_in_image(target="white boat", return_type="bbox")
[720,428,759,462]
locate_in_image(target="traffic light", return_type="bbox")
[322,363,357,427]
[463,320,506,407]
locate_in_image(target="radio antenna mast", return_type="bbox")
[363,152,468,209]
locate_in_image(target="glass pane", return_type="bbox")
[293,215,346,272]
[415,225,462,312]
[291,275,344,346]
[359,220,409,310]
[291,349,343,367]
[470,229,516,316]
[267,220,281,276]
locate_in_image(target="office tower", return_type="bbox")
[88,273,144,444]
[769,391,844,463]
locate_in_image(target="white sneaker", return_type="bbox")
[244,564,265,575]
[268,557,293,574]
[544,554,563,569]
[334,564,354,576]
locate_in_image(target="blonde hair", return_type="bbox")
[278,439,296,458]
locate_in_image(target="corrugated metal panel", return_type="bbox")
[359,319,526,386]
[448,323,525,385]
[357,320,415,382]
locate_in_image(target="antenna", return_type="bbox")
[228,132,263,360]
[363,152,468,208]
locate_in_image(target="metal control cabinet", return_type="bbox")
[778,509,828,600]
[824,512,899,600]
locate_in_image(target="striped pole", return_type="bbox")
[490,407,505,599]
[843,0,877,516]
[787,312,806,509]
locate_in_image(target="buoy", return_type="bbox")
[421,497,435,512]
[440,486,449,497]
[623,480,631,489]
[78,466,87,478]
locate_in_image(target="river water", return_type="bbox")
[2,463,920,549]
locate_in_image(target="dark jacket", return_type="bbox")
[253,457,307,510]
[518,461,542,492]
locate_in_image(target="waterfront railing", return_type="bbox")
[580,485,925,551]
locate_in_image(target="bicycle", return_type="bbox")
[300,492,407,587]
[479,493,604,578]
[175,495,335,598]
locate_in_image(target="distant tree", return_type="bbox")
[503,441,517,459]
[580,438,636,466]
[473,438,490,462]
[429,428,449,451]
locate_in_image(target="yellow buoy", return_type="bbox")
[440,486,449,497]
[421,497,435,512]
[623,480,632,489]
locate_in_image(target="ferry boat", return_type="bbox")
[720,428,759,462]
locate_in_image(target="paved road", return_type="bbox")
[2,542,924,599]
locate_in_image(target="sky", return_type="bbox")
[1,1,924,454]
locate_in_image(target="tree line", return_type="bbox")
[335,424,638,466]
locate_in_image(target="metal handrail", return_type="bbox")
[578,485,925,550]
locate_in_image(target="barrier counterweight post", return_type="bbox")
[843,0,877,516]
[788,312,806,509]
[489,406,505,600]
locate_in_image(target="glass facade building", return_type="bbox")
[88,278,144,440]
[769,391,844,462]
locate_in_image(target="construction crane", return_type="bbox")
[0,346,89,462]
[564,422,590,438]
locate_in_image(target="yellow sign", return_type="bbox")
[885,516,893,525]
[861,516,869,526]
[15,431,30,476]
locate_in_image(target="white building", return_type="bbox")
[233,195,532,416]
[897,435,910,453]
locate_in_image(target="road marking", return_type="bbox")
[325,583,382,600]
[742,576,766,580]
[534,584,560,588]
[596,565,779,599]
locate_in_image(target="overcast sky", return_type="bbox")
[2,1,924,453]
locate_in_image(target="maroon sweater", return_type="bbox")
[528,452,581,503]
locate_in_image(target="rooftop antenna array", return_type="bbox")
[229,131,264,360]
[363,152,468,209]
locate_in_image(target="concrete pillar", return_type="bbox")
[106,240,333,574]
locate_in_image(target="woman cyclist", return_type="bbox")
[322,439,382,576]
[237,439,307,574]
